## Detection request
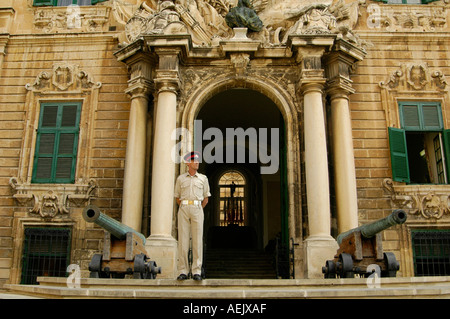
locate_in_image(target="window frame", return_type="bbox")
[411,229,450,277]
[32,102,82,184]
[20,227,72,285]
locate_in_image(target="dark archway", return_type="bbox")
[195,88,288,278]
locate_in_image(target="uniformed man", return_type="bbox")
[174,151,211,280]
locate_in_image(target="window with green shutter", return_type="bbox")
[33,0,108,6]
[32,102,81,184]
[389,101,449,184]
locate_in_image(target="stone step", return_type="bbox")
[204,249,277,279]
[4,276,450,299]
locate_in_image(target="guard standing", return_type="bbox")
[174,151,211,280]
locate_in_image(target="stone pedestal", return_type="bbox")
[145,235,178,279]
[304,236,339,279]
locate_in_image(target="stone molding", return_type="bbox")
[33,5,110,33]
[9,177,97,219]
[371,4,447,32]
[383,178,450,220]
[26,62,102,93]
[380,62,447,92]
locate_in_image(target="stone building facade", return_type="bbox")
[0,0,449,287]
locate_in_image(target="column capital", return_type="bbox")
[154,70,181,95]
[299,71,326,95]
[125,80,154,100]
[326,82,355,100]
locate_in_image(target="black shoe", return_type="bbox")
[177,274,188,280]
[193,274,202,281]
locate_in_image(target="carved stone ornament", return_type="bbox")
[9,177,97,219]
[26,63,102,93]
[374,5,447,32]
[383,178,450,220]
[33,6,110,33]
[230,53,251,77]
[119,0,364,48]
[379,63,447,91]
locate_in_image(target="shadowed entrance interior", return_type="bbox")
[195,88,288,279]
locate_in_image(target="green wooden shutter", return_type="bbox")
[33,0,54,6]
[422,103,442,130]
[400,103,420,130]
[32,103,81,183]
[399,102,442,131]
[389,127,410,183]
[91,0,108,4]
[442,129,450,182]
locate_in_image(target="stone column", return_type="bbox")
[324,44,365,233]
[300,58,338,279]
[145,49,181,279]
[329,88,358,233]
[121,54,153,232]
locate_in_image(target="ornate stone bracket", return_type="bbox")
[9,177,97,219]
[383,178,450,220]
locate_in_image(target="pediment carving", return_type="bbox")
[117,0,363,47]
[379,63,447,91]
[33,6,110,33]
[26,63,102,93]
[383,178,450,220]
[9,177,97,219]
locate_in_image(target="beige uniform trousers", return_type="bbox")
[177,204,204,276]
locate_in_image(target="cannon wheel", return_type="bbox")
[382,252,399,277]
[89,254,108,278]
[133,253,150,279]
[323,260,337,278]
[338,253,354,278]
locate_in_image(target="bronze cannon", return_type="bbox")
[322,209,407,278]
[83,205,161,279]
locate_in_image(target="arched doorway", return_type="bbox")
[193,88,288,278]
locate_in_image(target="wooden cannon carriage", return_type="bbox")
[322,209,407,278]
[83,205,161,279]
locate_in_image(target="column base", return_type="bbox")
[145,235,178,279]
[303,235,338,279]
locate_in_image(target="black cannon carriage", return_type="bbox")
[322,209,407,279]
[83,205,161,279]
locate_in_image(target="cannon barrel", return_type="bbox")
[337,209,407,245]
[82,205,146,244]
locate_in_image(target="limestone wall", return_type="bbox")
[0,1,130,285]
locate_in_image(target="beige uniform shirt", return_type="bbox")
[174,172,211,202]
